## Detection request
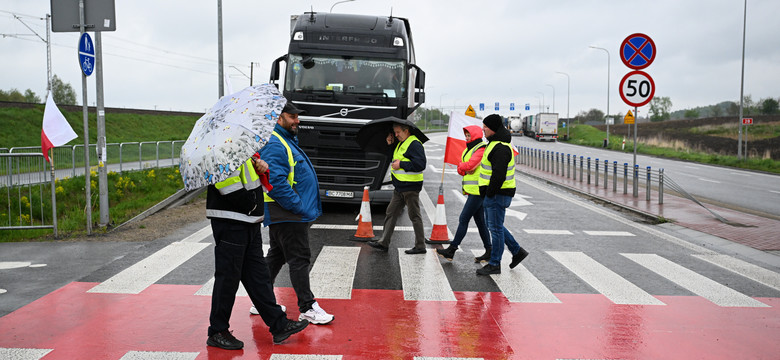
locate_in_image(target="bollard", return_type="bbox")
[623,163,628,194]
[604,160,608,189]
[555,152,559,175]
[580,156,584,182]
[659,168,664,204]
[613,161,617,192]
[587,157,591,184]
[547,151,551,173]
[572,155,577,180]
[646,166,652,201]
[595,158,599,187]
[633,165,639,198]
[567,154,571,179]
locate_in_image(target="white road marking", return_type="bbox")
[583,231,635,237]
[0,348,52,360]
[770,190,780,195]
[120,351,199,360]
[524,229,573,235]
[398,249,456,301]
[270,355,343,360]
[622,253,769,307]
[311,224,414,232]
[415,357,483,360]
[88,241,209,294]
[309,246,360,299]
[697,178,721,184]
[692,254,780,292]
[548,251,664,305]
[472,249,560,303]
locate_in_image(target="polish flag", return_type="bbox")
[444,111,482,165]
[41,93,77,162]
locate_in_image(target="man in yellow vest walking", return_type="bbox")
[368,122,428,254]
[476,114,529,275]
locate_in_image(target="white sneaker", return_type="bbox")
[250,304,285,315]
[298,301,334,324]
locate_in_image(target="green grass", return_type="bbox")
[559,124,780,174]
[0,166,186,242]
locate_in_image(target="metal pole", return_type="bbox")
[49,158,57,238]
[737,0,747,159]
[646,166,652,201]
[613,161,617,192]
[546,84,555,113]
[633,165,639,197]
[590,46,610,145]
[623,163,628,194]
[595,158,599,187]
[587,157,591,184]
[96,32,109,228]
[79,0,91,235]
[659,168,664,204]
[46,14,52,93]
[556,72,570,139]
[604,160,608,189]
[217,0,224,98]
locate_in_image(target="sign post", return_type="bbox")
[742,118,752,157]
[619,33,656,197]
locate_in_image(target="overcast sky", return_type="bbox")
[2,0,778,119]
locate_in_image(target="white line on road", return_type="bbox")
[120,351,199,360]
[697,178,721,184]
[0,348,52,360]
[270,355,343,360]
[309,246,361,299]
[524,229,573,235]
[88,241,210,294]
[583,231,635,237]
[623,253,769,307]
[692,254,780,292]
[770,190,780,195]
[311,224,414,232]
[398,249,456,301]
[471,249,561,303]
[548,251,664,305]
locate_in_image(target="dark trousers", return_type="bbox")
[377,190,425,250]
[209,219,286,336]
[266,221,315,313]
[450,194,491,249]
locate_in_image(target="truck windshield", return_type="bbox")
[285,54,406,98]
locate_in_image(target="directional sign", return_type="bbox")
[479,103,485,111]
[620,33,656,70]
[525,103,530,111]
[495,102,499,111]
[619,71,655,107]
[78,33,95,76]
[510,103,515,111]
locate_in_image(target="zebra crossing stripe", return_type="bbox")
[622,253,770,307]
[415,357,484,360]
[0,348,52,360]
[398,249,456,301]
[583,231,635,236]
[548,251,665,305]
[471,250,561,303]
[120,351,198,360]
[311,224,415,232]
[269,355,343,359]
[88,242,210,294]
[692,254,780,292]
[524,229,573,235]
[309,246,361,299]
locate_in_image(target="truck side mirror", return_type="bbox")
[269,55,287,82]
[415,92,425,103]
[409,64,425,89]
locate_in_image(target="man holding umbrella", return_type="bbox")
[368,120,428,254]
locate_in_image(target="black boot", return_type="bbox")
[474,248,491,263]
[436,246,457,261]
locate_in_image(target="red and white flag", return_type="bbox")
[41,93,77,162]
[444,111,482,165]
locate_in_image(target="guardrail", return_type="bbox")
[0,153,57,235]
[516,146,665,204]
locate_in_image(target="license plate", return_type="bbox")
[325,190,354,198]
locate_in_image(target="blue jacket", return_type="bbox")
[261,123,322,225]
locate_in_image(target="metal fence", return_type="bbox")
[0,153,57,235]
[1,141,185,235]
[516,146,665,204]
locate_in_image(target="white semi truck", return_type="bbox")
[522,113,559,141]
[508,116,522,135]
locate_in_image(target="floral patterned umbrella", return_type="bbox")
[179,84,284,191]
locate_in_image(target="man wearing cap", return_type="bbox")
[250,101,335,324]
[476,114,529,275]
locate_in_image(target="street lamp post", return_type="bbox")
[546,84,555,113]
[738,0,747,160]
[536,91,545,113]
[590,45,610,145]
[556,71,570,138]
[439,93,447,128]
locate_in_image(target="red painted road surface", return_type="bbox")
[1,282,778,359]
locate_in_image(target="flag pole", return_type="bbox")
[48,150,58,238]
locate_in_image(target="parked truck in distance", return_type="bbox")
[508,116,522,135]
[522,113,559,141]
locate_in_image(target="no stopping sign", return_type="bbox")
[619,70,655,107]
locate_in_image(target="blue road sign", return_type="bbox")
[495,102,499,111]
[479,103,484,111]
[78,33,95,76]
[525,103,530,111]
[510,103,515,111]
[620,33,655,70]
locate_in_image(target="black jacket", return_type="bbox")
[480,127,517,198]
[386,136,427,192]
[206,184,265,224]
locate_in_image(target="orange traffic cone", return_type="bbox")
[426,186,451,244]
[352,186,375,241]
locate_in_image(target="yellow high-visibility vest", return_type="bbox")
[390,135,424,183]
[461,142,486,195]
[264,131,297,202]
[478,141,515,189]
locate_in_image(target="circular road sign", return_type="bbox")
[619,70,655,107]
[78,32,95,76]
[620,33,656,70]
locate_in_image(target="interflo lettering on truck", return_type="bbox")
[316,34,382,45]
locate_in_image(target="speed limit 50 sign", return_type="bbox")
[619,70,655,107]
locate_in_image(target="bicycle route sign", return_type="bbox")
[620,33,656,70]
[78,32,95,77]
